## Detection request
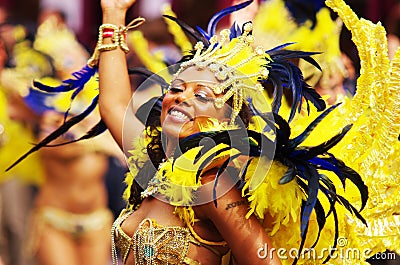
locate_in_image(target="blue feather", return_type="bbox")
[207,0,253,36]
[299,165,320,237]
[268,50,322,71]
[44,119,108,147]
[6,95,99,172]
[288,103,341,149]
[229,22,242,39]
[196,26,210,41]
[267,61,303,121]
[265,42,295,53]
[33,65,97,93]
[291,64,304,119]
[287,148,308,158]
[23,87,57,115]
[33,64,98,121]
[308,157,346,187]
[318,180,337,217]
[303,124,352,159]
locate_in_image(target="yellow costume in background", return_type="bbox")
[1,15,123,265]
[0,24,51,185]
[253,0,346,91]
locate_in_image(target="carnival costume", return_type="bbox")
[128,2,400,263]
[7,0,399,264]
[27,207,113,248]
[0,24,52,185]
[2,16,116,260]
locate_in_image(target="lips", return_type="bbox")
[167,106,193,122]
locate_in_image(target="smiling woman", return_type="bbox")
[94,0,371,263]
[8,0,399,264]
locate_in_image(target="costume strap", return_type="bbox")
[185,217,227,247]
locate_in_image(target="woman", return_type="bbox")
[0,18,123,265]
[97,0,370,265]
[99,0,283,264]
[30,109,114,265]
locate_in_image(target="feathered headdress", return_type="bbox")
[160,0,326,122]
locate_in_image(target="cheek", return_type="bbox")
[195,103,227,120]
[160,94,174,123]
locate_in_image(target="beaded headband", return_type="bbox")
[172,22,269,123]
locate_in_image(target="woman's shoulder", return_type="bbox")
[195,166,243,217]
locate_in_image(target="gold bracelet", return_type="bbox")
[87,17,145,67]
[97,24,120,52]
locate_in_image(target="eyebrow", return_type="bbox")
[196,83,215,93]
[171,79,216,87]
[171,78,185,85]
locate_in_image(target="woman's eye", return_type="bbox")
[168,87,183,93]
[194,92,213,102]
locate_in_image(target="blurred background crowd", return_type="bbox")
[0,0,398,265]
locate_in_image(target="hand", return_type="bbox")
[100,0,137,12]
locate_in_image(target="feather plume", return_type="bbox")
[163,15,208,44]
[33,65,97,119]
[206,0,253,37]
[6,96,99,171]
[44,119,107,147]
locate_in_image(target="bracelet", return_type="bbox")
[118,17,145,53]
[102,28,115,38]
[98,24,120,52]
[88,17,145,67]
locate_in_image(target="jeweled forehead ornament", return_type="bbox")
[172,22,271,123]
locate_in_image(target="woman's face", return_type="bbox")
[160,67,228,139]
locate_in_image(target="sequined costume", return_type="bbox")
[31,207,113,239]
[28,207,113,254]
[112,209,224,265]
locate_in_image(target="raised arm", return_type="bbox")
[98,0,137,148]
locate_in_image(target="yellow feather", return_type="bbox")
[128,31,168,75]
[0,89,44,185]
[162,3,193,53]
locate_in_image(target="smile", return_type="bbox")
[168,108,193,122]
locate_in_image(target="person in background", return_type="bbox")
[0,9,127,265]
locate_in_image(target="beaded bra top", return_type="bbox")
[112,210,223,265]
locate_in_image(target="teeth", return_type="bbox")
[170,110,190,121]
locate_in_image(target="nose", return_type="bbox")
[175,88,194,106]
